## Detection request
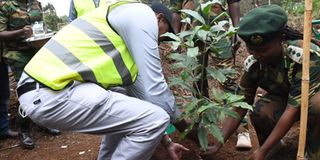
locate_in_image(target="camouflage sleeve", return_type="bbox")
[287,48,320,108]
[239,63,259,105]
[0,1,9,31]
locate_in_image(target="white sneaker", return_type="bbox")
[236,132,252,149]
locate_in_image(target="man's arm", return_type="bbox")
[0,26,33,41]
[252,106,297,159]
[108,3,179,121]
[227,0,240,27]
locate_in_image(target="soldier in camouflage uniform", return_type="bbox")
[203,5,320,159]
[0,0,19,139]
[0,0,60,149]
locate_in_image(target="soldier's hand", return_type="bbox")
[21,25,33,38]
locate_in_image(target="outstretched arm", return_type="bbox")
[0,25,33,42]
[251,106,298,159]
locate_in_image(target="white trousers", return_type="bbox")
[18,81,169,160]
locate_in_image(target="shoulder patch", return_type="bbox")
[244,55,257,72]
[287,44,320,64]
[287,45,303,64]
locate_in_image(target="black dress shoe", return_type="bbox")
[19,132,34,149]
[39,126,61,135]
[0,129,18,139]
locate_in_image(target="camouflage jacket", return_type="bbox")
[0,0,42,51]
[240,40,320,108]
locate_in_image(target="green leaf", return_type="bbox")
[196,29,210,42]
[206,124,224,143]
[198,126,208,150]
[185,36,195,47]
[219,68,238,77]
[221,107,240,120]
[181,17,191,25]
[198,103,218,113]
[205,109,217,123]
[179,30,193,39]
[226,93,244,103]
[211,89,225,103]
[207,67,227,83]
[180,71,189,81]
[168,77,197,94]
[184,98,201,112]
[210,12,229,24]
[200,1,213,18]
[226,26,237,37]
[169,53,188,62]
[232,102,253,110]
[187,47,199,57]
[181,9,205,24]
[170,62,185,70]
[215,37,232,59]
[161,32,180,42]
[167,41,181,51]
[210,23,225,32]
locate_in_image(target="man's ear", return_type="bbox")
[156,13,166,23]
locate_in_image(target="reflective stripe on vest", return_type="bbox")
[25,1,138,90]
[73,0,106,17]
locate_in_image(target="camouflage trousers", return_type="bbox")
[2,50,35,81]
[250,93,320,154]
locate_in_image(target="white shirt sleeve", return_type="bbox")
[108,3,180,121]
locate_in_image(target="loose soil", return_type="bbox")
[0,43,300,160]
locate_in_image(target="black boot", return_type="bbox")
[39,126,61,135]
[18,116,34,149]
[19,131,34,149]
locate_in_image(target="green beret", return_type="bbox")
[238,5,288,46]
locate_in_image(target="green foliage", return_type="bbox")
[43,3,68,31]
[165,2,252,150]
[282,0,320,18]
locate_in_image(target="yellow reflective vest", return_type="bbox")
[25,1,138,90]
[73,0,105,17]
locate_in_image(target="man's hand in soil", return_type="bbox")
[166,142,189,160]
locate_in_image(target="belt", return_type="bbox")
[16,81,74,97]
[16,82,46,97]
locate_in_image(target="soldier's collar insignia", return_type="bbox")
[250,35,263,45]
